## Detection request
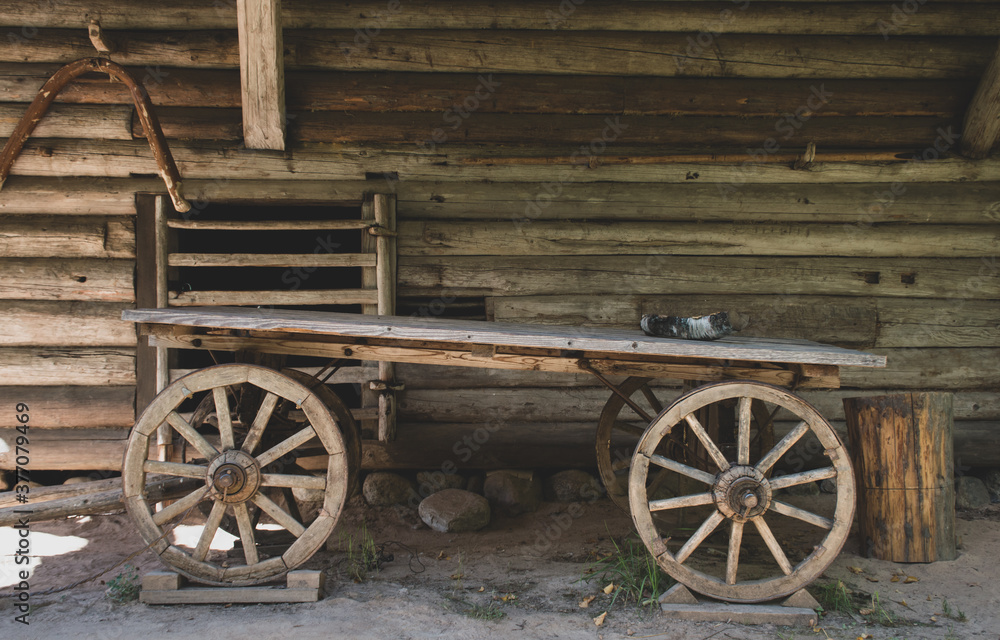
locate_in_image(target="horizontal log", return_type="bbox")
[0,258,134,302]
[5,139,1000,184]
[0,103,133,140]
[489,294,1000,348]
[399,256,1000,299]
[167,253,375,268]
[167,289,378,306]
[0,475,123,509]
[0,301,136,347]
[0,385,134,427]
[0,347,135,386]
[0,428,127,470]
[2,1,999,34]
[398,181,1000,225]
[0,475,199,525]
[400,221,999,258]
[0,65,974,117]
[0,215,134,259]
[2,30,993,79]
[842,347,1000,390]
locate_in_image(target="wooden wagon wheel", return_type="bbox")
[597,377,774,514]
[123,364,350,586]
[628,381,854,603]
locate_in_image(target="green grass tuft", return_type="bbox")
[583,534,673,608]
[105,564,141,604]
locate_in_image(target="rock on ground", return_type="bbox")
[543,470,603,502]
[956,475,991,509]
[363,472,416,506]
[418,488,491,532]
[981,469,1000,503]
[483,470,542,516]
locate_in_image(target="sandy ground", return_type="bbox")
[1,496,998,640]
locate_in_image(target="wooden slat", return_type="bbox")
[167,219,369,230]
[0,215,134,259]
[0,66,974,118]
[399,221,999,258]
[237,0,286,149]
[0,258,133,302]
[0,301,136,347]
[2,2,999,34]
[0,103,133,140]
[0,386,135,428]
[0,428,128,470]
[125,305,884,367]
[167,289,378,306]
[0,347,135,386]
[2,30,993,79]
[168,253,375,268]
[962,40,1000,159]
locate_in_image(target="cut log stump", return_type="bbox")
[844,393,956,563]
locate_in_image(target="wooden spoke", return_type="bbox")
[242,391,279,455]
[193,500,227,562]
[648,453,716,485]
[166,411,219,459]
[684,412,731,471]
[726,520,744,585]
[261,473,326,491]
[252,492,306,538]
[641,385,664,414]
[756,420,810,474]
[213,386,235,450]
[768,467,838,491]
[769,500,835,530]
[256,426,316,468]
[737,396,752,465]
[152,486,209,526]
[233,503,259,565]
[753,517,794,575]
[649,492,714,512]
[143,460,207,479]
[675,511,725,564]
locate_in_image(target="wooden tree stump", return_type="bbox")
[844,393,956,563]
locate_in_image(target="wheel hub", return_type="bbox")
[713,465,771,522]
[206,450,261,503]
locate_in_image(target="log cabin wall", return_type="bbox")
[0,0,998,472]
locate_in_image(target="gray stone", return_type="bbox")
[956,475,991,509]
[783,481,820,497]
[544,470,603,503]
[819,479,838,494]
[981,469,1000,503]
[483,469,542,516]
[418,489,490,533]
[415,470,465,496]
[362,472,416,506]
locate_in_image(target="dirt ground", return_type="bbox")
[1,496,998,640]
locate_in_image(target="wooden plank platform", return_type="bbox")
[140,570,324,604]
[122,307,886,368]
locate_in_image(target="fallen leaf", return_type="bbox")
[930,616,938,622]
[602,583,615,595]
[436,551,450,560]
[900,600,908,607]
[865,576,880,583]
[890,575,901,583]
[859,608,874,616]
[904,576,919,584]
[593,611,607,626]
[501,593,517,602]
[450,573,464,580]
[627,629,634,636]
[579,595,597,608]
[478,586,485,592]
[848,566,864,574]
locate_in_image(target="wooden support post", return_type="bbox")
[962,40,1000,159]
[360,196,379,438]
[374,193,397,441]
[236,0,285,150]
[844,393,956,563]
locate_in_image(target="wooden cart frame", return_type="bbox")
[123,306,885,603]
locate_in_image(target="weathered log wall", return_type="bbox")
[0,1,997,471]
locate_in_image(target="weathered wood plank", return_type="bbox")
[0,216,134,259]
[167,253,375,268]
[0,301,135,347]
[0,176,142,214]
[6,139,1000,184]
[399,221,999,258]
[0,428,128,470]
[0,347,135,386]
[168,289,378,307]
[876,298,1000,348]
[0,103,133,140]
[237,0,286,150]
[399,256,1000,299]
[0,65,974,118]
[0,258,134,302]
[842,347,1000,390]
[2,30,993,79]
[962,40,1000,159]
[0,385,135,428]
[2,1,998,35]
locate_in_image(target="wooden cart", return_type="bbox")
[122,306,885,603]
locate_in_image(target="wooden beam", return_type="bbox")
[237,0,286,150]
[0,347,135,386]
[0,301,136,347]
[0,215,134,259]
[962,40,1000,159]
[0,386,135,428]
[0,258,134,302]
